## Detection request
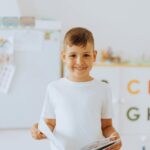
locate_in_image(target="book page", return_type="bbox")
[38,119,65,150]
[0,65,15,93]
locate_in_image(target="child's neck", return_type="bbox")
[66,76,94,82]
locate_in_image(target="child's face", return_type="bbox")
[61,43,97,81]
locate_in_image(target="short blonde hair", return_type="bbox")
[63,27,94,49]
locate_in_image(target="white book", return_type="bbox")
[81,137,121,150]
[38,119,65,150]
[38,119,120,150]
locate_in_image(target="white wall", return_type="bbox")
[0,0,20,16]
[18,0,150,60]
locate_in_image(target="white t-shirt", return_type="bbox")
[40,77,113,150]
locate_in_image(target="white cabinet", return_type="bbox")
[91,66,121,101]
[91,64,150,150]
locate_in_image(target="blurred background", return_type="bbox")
[0,0,150,149]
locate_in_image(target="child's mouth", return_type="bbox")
[75,67,87,71]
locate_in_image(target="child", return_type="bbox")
[31,27,122,150]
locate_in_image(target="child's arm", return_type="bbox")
[101,119,122,149]
[31,118,56,140]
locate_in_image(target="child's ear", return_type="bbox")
[93,50,97,62]
[61,51,66,62]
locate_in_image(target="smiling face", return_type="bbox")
[61,43,97,82]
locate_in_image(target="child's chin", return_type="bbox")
[74,70,86,74]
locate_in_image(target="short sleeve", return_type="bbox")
[40,85,56,119]
[101,85,113,119]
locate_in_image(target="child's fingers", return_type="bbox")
[36,131,46,139]
[112,141,122,150]
[30,124,46,139]
[105,140,122,150]
[32,131,46,139]
[39,131,46,138]
[110,132,120,139]
[105,132,122,150]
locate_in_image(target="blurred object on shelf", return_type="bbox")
[98,46,150,66]
[2,17,19,27]
[100,47,121,63]
[44,31,51,40]
[20,16,35,27]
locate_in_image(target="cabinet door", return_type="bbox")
[91,66,121,101]
[121,135,150,150]
[119,67,150,134]
[91,66,121,130]
[120,67,150,100]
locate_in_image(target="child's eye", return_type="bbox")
[69,54,76,58]
[83,54,90,57]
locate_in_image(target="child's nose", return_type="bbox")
[76,56,83,64]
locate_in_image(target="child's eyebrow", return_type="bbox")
[83,51,91,54]
[68,52,76,54]
[67,51,91,54]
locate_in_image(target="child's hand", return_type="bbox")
[105,132,122,150]
[30,123,46,140]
